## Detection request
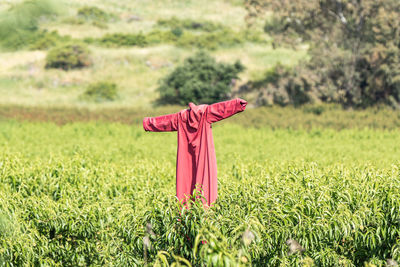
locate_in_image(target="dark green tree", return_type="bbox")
[157,51,245,105]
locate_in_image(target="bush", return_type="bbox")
[157,51,245,105]
[177,30,244,50]
[29,30,71,50]
[77,6,112,22]
[176,29,244,50]
[98,33,147,47]
[75,6,117,29]
[61,16,85,25]
[157,17,225,32]
[145,30,179,44]
[246,63,313,107]
[45,43,91,70]
[171,27,183,37]
[83,81,118,102]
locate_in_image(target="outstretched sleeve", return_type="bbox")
[206,98,247,124]
[143,113,178,132]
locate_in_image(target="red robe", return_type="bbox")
[143,98,247,206]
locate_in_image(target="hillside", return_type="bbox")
[0,0,307,108]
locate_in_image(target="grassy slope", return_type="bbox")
[0,0,306,108]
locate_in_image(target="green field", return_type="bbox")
[1,0,400,266]
[1,119,400,266]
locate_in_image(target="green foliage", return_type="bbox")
[157,17,226,32]
[263,16,289,36]
[61,16,85,25]
[88,26,266,49]
[83,81,118,102]
[0,212,12,238]
[249,44,400,108]
[176,28,246,50]
[96,33,148,47]
[247,63,312,106]
[170,27,183,38]
[77,6,115,23]
[45,43,91,70]
[73,6,117,29]
[29,30,72,50]
[144,30,180,44]
[0,0,59,50]
[1,121,400,265]
[246,0,400,108]
[89,29,249,50]
[357,44,400,108]
[157,51,245,105]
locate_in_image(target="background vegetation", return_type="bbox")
[244,0,400,108]
[157,51,245,105]
[1,0,400,266]
[0,0,301,108]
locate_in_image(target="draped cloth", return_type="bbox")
[143,98,247,206]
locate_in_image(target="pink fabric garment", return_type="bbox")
[143,98,247,206]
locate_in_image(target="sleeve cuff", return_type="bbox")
[143,117,149,131]
[237,98,247,111]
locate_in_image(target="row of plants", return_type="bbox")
[0,122,400,265]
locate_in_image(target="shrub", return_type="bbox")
[83,81,118,102]
[61,16,85,25]
[171,27,183,38]
[75,6,117,29]
[157,51,245,105]
[98,33,147,47]
[145,30,179,44]
[246,63,313,107]
[29,30,71,50]
[77,6,112,22]
[176,29,244,50]
[157,17,224,32]
[45,43,91,70]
